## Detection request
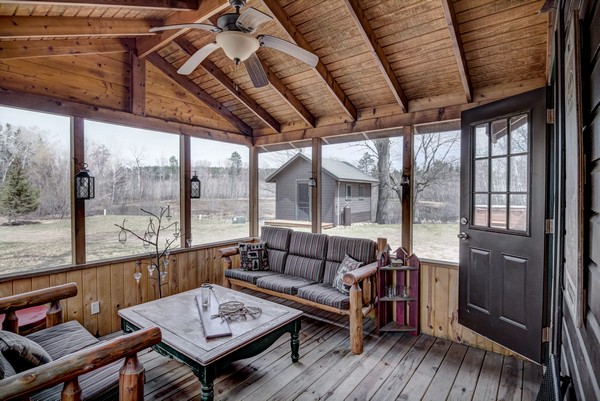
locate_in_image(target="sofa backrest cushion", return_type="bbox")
[284,231,328,282]
[323,236,377,285]
[267,249,287,273]
[285,255,325,282]
[261,226,292,251]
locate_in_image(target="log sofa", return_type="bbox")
[0,283,161,401]
[219,227,384,354]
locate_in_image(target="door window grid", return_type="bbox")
[471,113,530,232]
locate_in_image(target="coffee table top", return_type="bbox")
[118,285,302,365]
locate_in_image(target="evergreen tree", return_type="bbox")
[229,151,242,175]
[0,158,40,224]
[357,152,376,175]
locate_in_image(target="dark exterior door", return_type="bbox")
[296,181,310,220]
[459,88,547,363]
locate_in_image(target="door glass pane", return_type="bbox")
[475,124,489,158]
[510,155,528,192]
[509,194,528,231]
[491,119,508,156]
[510,114,529,153]
[491,157,507,192]
[490,194,507,229]
[473,194,489,227]
[475,159,489,192]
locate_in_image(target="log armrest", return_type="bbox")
[0,326,162,401]
[342,262,378,286]
[0,283,78,333]
[218,246,240,259]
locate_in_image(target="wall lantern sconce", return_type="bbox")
[308,176,317,188]
[190,171,201,199]
[400,175,410,186]
[74,162,95,200]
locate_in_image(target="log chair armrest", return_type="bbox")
[342,262,378,286]
[219,246,240,259]
[0,283,77,314]
[0,326,162,401]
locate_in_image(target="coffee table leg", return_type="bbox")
[291,318,301,363]
[199,365,216,401]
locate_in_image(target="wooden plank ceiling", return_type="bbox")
[0,0,549,146]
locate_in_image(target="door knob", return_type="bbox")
[457,232,469,240]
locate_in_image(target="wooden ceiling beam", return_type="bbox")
[146,52,252,136]
[0,0,199,10]
[440,0,472,102]
[0,87,252,146]
[342,0,408,112]
[0,17,157,39]
[260,0,358,121]
[136,0,229,58]
[174,36,281,133]
[0,38,135,60]
[130,52,146,116]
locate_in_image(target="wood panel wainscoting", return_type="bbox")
[0,239,243,338]
[420,260,517,357]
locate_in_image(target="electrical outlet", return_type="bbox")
[91,301,100,315]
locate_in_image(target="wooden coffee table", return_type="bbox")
[119,285,302,401]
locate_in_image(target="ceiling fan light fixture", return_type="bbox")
[216,31,259,64]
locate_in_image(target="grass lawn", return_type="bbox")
[0,218,458,275]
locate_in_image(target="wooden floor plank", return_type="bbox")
[472,352,505,401]
[395,338,453,400]
[522,361,543,401]
[421,342,469,401]
[446,346,487,401]
[497,356,524,401]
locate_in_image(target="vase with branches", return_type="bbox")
[115,205,180,299]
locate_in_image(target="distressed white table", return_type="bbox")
[119,285,302,401]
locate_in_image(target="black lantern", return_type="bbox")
[75,163,95,200]
[308,176,317,188]
[190,171,201,199]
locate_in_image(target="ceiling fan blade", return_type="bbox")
[149,23,221,33]
[177,43,221,75]
[245,53,269,88]
[236,7,273,33]
[258,35,318,68]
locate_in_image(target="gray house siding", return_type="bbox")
[337,181,371,224]
[273,157,312,221]
[321,173,336,224]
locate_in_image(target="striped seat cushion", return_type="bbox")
[297,283,350,310]
[256,274,316,295]
[225,268,278,284]
[289,231,328,259]
[323,236,376,285]
[284,255,325,282]
[0,329,52,374]
[26,320,99,361]
[267,249,288,273]
[261,226,292,251]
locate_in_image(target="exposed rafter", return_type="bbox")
[440,0,472,102]
[146,52,252,136]
[0,17,157,39]
[174,37,281,133]
[137,0,229,58]
[0,0,199,10]
[260,0,358,121]
[342,0,409,112]
[130,52,146,116]
[0,38,135,60]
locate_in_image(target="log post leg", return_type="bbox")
[349,283,363,354]
[222,257,232,288]
[46,300,63,328]
[2,310,18,333]
[61,378,82,401]
[119,354,145,401]
[362,277,371,306]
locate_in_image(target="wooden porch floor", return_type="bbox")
[114,291,542,401]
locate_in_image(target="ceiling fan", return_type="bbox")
[149,0,319,88]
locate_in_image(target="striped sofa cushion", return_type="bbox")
[256,274,316,295]
[26,320,99,360]
[225,269,278,284]
[289,231,328,259]
[261,226,292,251]
[284,255,325,282]
[267,249,288,273]
[0,330,52,373]
[323,236,376,285]
[297,283,350,310]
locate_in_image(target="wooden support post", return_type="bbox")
[402,126,414,254]
[222,257,232,288]
[2,310,18,333]
[311,137,322,234]
[71,117,86,265]
[46,300,63,328]
[362,276,371,306]
[61,378,82,401]
[119,355,145,401]
[249,146,259,238]
[349,283,363,354]
[181,135,191,248]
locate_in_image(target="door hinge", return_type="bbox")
[547,109,555,124]
[545,219,554,234]
[542,327,551,343]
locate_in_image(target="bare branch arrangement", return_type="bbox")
[115,205,180,298]
[211,301,262,322]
